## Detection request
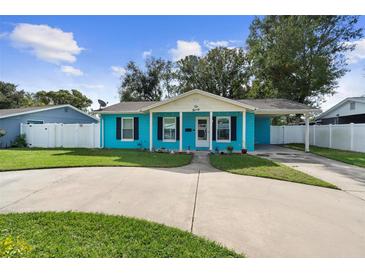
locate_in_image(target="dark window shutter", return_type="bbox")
[157,117,163,140]
[212,116,216,141]
[134,117,139,140]
[231,116,237,141]
[116,117,121,140]
[176,117,180,140]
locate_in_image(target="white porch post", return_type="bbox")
[242,110,246,149]
[209,111,213,151]
[179,112,183,152]
[305,114,310,152]
[149,111,153,151]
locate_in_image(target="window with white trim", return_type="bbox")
[216,117,230,141]
[163,117,176,141]
[122,117,134,140]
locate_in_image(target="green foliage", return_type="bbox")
[0,81,34,109]
[10,134,27,148]
[175,47,250,98]
[33,89,92,110]
[119,58,175,101]
[0,212,241,258]
[246,16,363,107]
[226,145,234,153]
[0,235,32,258]
[0,81,93,111]
[0,148,192,171]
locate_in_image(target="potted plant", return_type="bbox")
[227,145,234,154]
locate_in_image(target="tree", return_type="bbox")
[0,81,33,109]
[246,16,363,107]
[33,89,92,110]
[119,58,174,101]
[175,47,250,99]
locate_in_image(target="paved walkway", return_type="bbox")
[1,153,365,257]
[253,145,365,200]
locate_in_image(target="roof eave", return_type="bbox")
[255,109,320,115]
[0,104,99,122]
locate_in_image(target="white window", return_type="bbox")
[163,117,176,142]
[122,117,134,141]
[216,117,230,142]
[350,102,356,110]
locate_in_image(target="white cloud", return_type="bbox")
[203,40,242,50]
[142,50,152,59]
[9,23,83,64]
[61,65,83,76]
[111,66,126,77]
[347,38,365,64]
[169,40,202,61]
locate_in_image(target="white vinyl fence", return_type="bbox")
[20,123,100,148]
[270,123,365,153]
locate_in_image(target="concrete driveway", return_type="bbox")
[1,154,365,257]
[253,145,365,200]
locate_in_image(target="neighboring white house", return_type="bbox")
[316,97,365,125]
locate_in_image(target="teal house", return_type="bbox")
[97,89,314,152]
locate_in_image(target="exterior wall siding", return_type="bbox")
[254,116,271,144]
[152,112,180,150]
[212,111,243,152]
[102,111,249,152]
[103,113,150,149]
[246,112,255,151]
[0,106,96,148]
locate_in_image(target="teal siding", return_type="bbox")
[246,112,255,151]
[182,112,209,151]
[212,112,243,152]
[255,116,271,144]
[152,112,180,150]
[102,111,257,152]
[102,113,150,149]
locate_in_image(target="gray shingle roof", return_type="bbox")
[237,99,313,110]
[97,98,314,113]
[98,101,157,113]
[0,105,62,118]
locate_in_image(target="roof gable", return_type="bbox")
[317,97,365,119]
[141,89,255,112]
[0,105,98,121]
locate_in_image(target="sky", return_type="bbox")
[0,15,364,111]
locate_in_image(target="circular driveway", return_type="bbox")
[1,160,365,257]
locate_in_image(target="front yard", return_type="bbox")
[0,148,192,171]
[284,144,365,168]
[0,212,241,258]
[210,154,338,189]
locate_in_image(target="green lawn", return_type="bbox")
[0,212,241,258]
[210,154,338,189]
[0,148,192,171]
[283,144,365,168]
